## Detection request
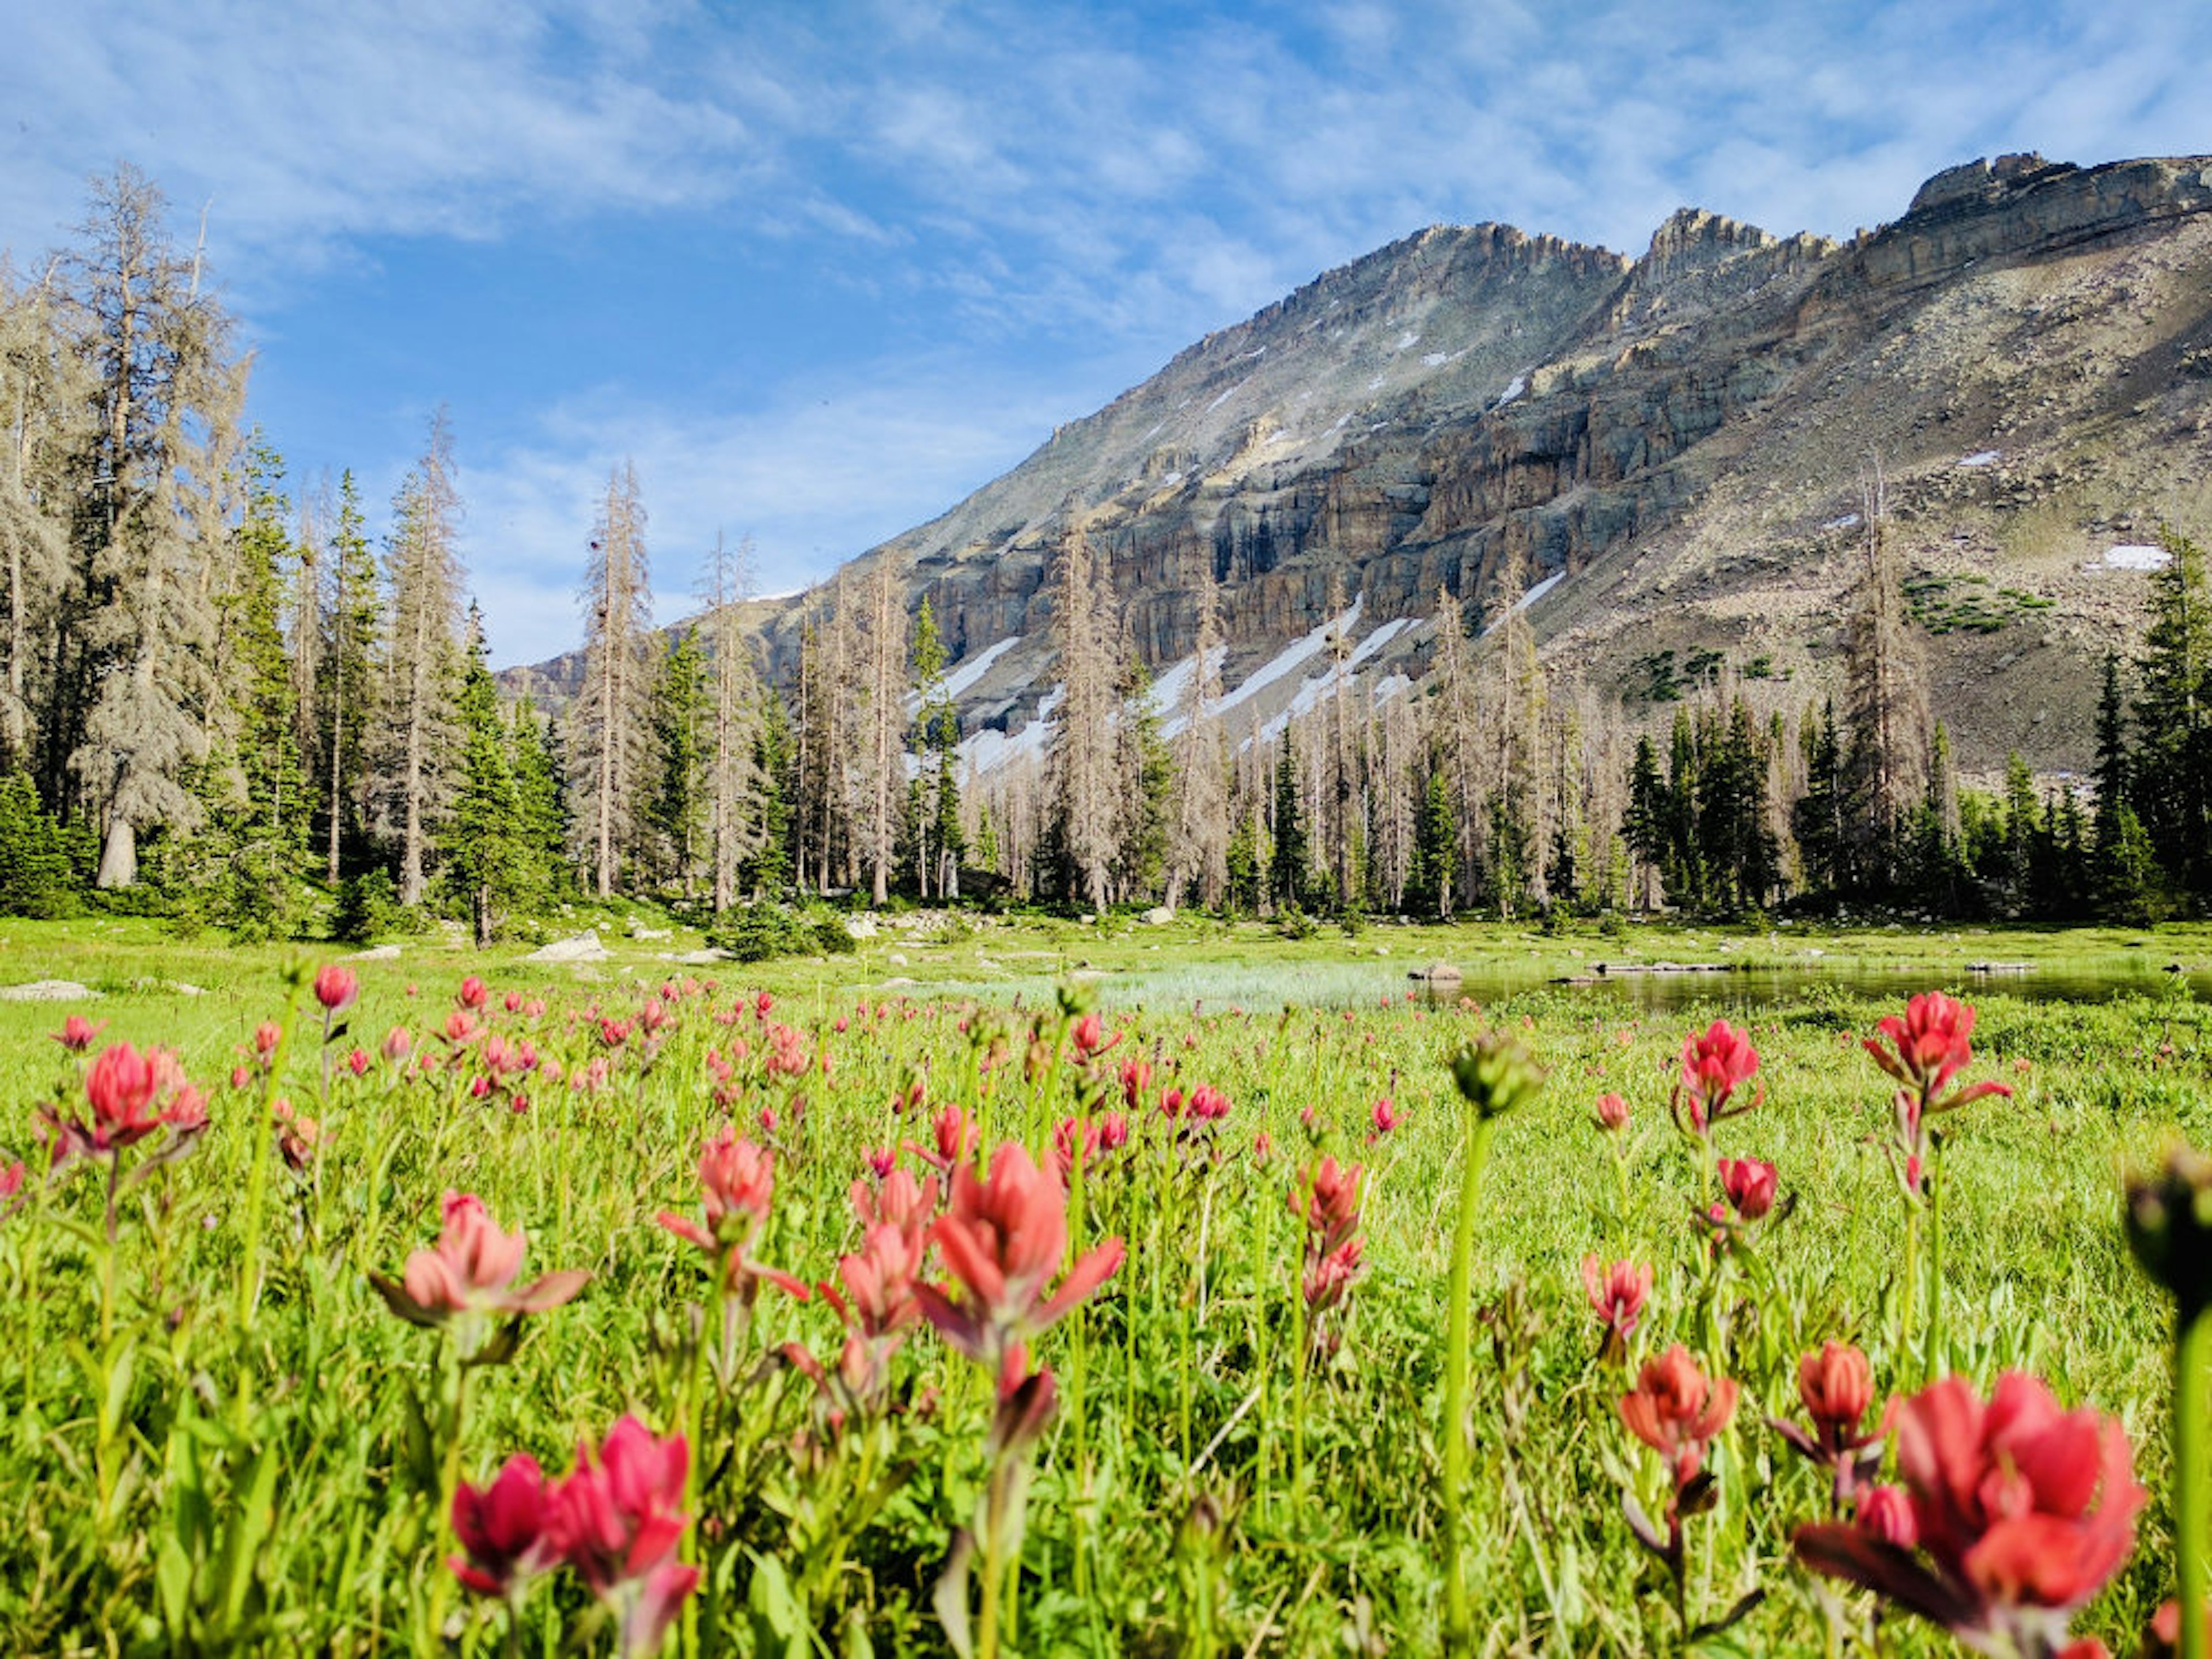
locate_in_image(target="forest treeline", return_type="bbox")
[3,168,2209,940]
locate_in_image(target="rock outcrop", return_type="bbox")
[513,152,2212,779]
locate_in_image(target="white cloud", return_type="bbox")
[456,357,1086,664]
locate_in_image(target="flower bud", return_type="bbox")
[2127,1140,2212,1321]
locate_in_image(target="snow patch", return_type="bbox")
[1421,351,1448,368]
[1218,597,1365,718]
[1394,330,1420,351]
[1205,380,1247,413]
[1958,449,2001,468]
[1822,512,1862,531]
[1510,571,1564,614]
[1366,376,1385,391]
[1243,346,1268,359]
[957,686,1062,775]
[940,637,1020,701]
[1372,672,1414,706]
[2097,544,2172,571]
[1496,372,1528,406]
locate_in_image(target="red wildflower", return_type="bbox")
[459,975,489,1010]
[913,1141,1124,1369]
[313,964,359,1014]
[382,1025,413,1062]
[1594,1091,1630,1132]
[370,1190,589,1328]
[451,1452,556,1597]
[1621,1344,1739,1488]
[1119,1056,1152,1109]
[655,1129,807,1299]
[51,1014,107,1052]
[1863,992,2010,1113]
[1796,1372,2144,1655]
[1858,1484,1918,1547]
[1370,1097,1402,1136]
[1718,1156,1777,1222]
[1581,1255,1652,1365]
[41,1041,205,1167]
[546,1416,699,1657]
[1672,1020,1759,1138]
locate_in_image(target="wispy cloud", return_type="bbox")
[456,357,1082,663]
[6,0,2208,665]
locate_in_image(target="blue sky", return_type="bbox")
[3,0,2206,665]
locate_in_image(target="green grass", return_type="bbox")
[0,917,2204,1653]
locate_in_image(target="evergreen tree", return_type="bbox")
[1270,734,1308,912]
[747,685,794,898]
[321,471,380,881]
[1791,700,1846,902]
[2134,529,2210,900]
[1414,767,1457,918]
[573,463,653,897]
[66,165,248,886]
[211,438,309,937]
[647,628,710,900]
[377,419,464,908]
[445,607,525,948]
[1839,495,1929,896]
[2092,650,2130,857]
[1624,733,1668,911]
[508,695,569,910]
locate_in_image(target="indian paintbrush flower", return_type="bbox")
[544,1415,700,1658]
[1795,1371,2144,1656]
[654,1128,808,1300]
[1622,1343,1740,1491]
[1771,1342,1883,1509]
[1582,1255,1652,1365]
[450,1452,556,1598]
[51,1014,107,1052]
[370,1190,589,1333]
[1718,1156,1778,1222]
[313,964,359,1014]
[913,1141,1124,1371]
[1671,1019,1760,1141]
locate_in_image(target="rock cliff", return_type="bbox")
[519,153,2212,780]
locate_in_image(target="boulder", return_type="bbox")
[0,979,96,1002]
[527,933,611,964]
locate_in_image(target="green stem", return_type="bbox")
[1921,1146,1945,1388]
[1443,1113,1499,1657]
[2180,1305,2210,1659]
[424,1355,469,1655]
[1897,1203,1920,1371]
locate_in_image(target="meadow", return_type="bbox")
[0,910,2206,1656]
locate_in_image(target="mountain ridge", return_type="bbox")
[512,150,2212,782]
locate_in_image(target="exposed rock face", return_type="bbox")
[514,153,2212,778]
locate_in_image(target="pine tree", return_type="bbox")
[1839,489,1929,897]
[2134,529,2210,899]
[0,256,86,780]
[507,695,568,910]
[2092,651,2131,856]
[66,165,248,886]
[377,413,464,908]
[1270,734,1308,912]
[213,438,309,935]
[321,471,380,881]
[1791,700,1846,903]
[573,462,653,897]
[1112,650,1172,902]
[1045,527,1117,908]
[861,555,906,907]
[911,597,964,899]
[1624,733,1668,911]
[747,685,794,899]
[1165,557,1229,910]
[446,606,523,948]
[647,628,710,900]
[703,533,762,913]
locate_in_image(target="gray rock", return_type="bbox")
[349,944,403,960]
[1141,906,1175,925]
[527,933,611,963]
[0,979,96,1002]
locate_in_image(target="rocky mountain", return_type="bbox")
[523,152,2212,781]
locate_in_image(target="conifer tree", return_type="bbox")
[1045,527,1117,908]
[507,695,568,910]
[1165,558,1229,910]
[1839,488,1929,896]
[212,438,309,935]
[2134,529,2210,899]
[66,165,247,886]
[573,462,653,897]
[447,606,523,947]
[378,412,465,908]
[321,471,380,881]
[0,256,85,779]
[2092,651,2131,856]
[647,628,710,900]
[1270,733,1308,912]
